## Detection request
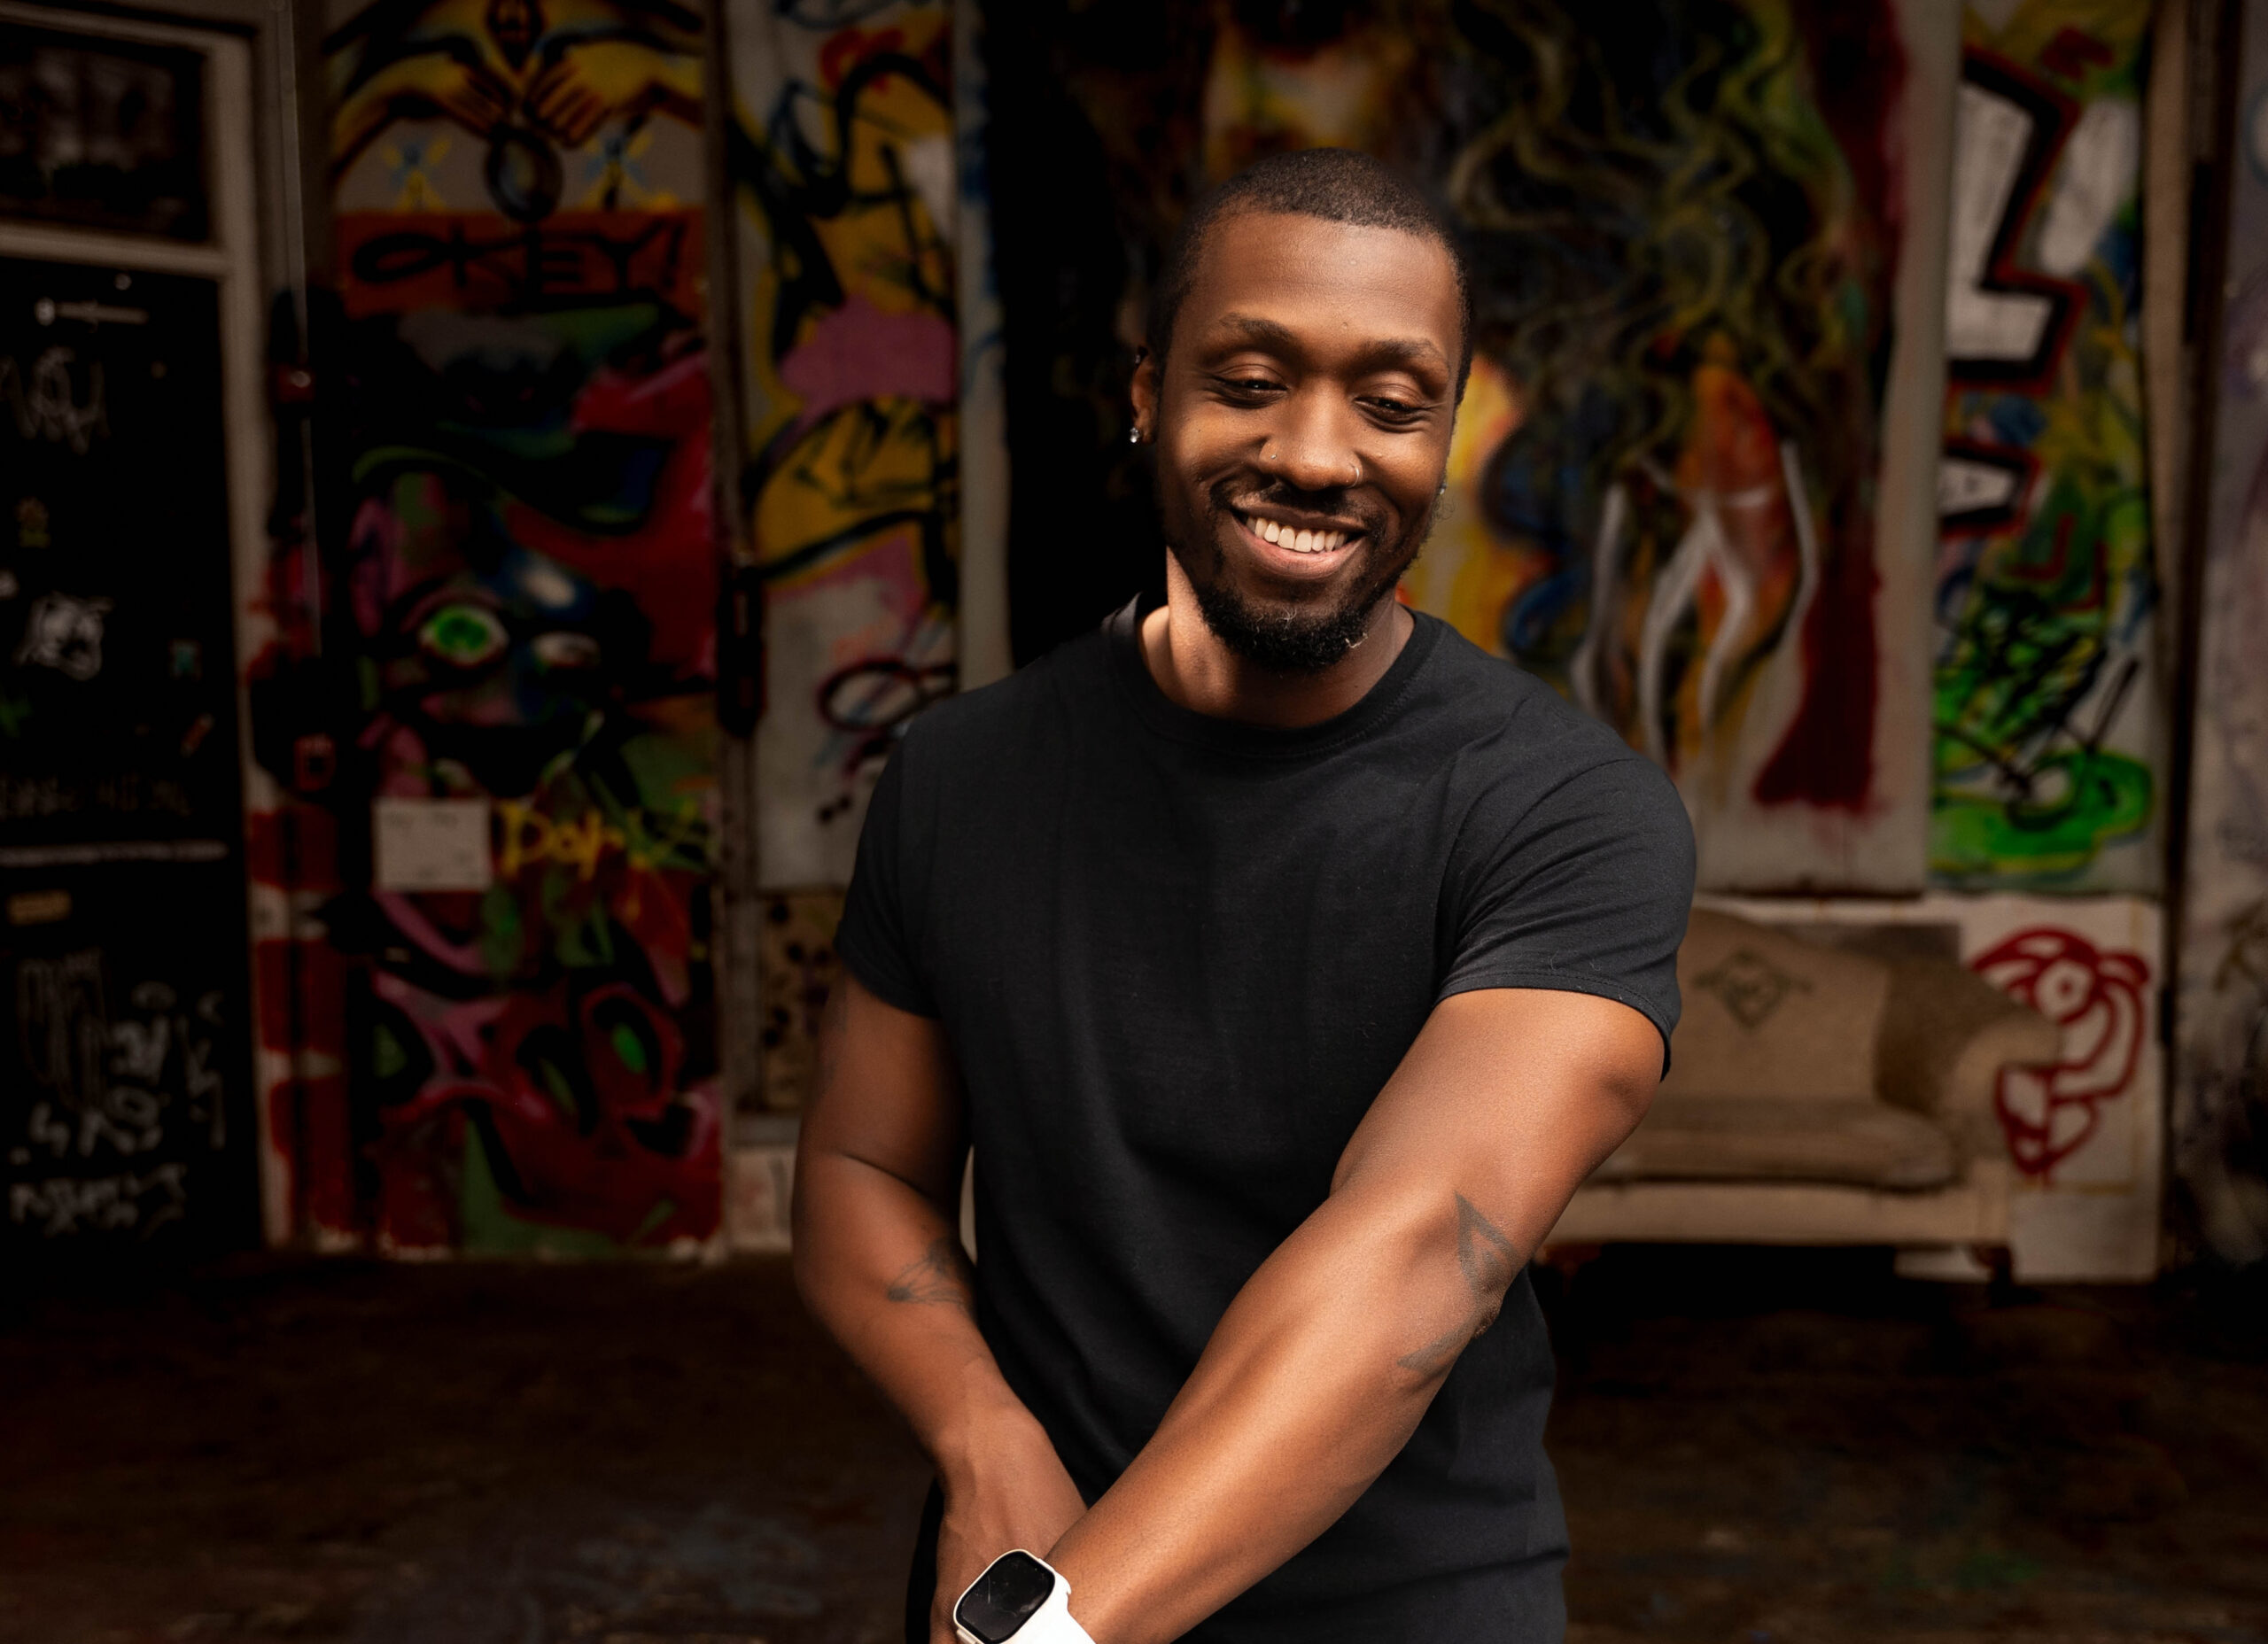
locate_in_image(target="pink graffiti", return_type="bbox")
[1971,927,2148,1180]
[778,293,957,434]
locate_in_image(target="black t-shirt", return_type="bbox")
[838,598,1694,1642]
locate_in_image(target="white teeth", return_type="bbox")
[1245,514,1351,553]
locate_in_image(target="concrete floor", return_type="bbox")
[1,1249,2262,1644]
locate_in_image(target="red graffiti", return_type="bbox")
[1971,927,2148,1180]
[333,210,704,316]
[2039,27,2114,83]
[369,976,719,1248]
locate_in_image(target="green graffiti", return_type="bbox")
[372,1020,408,1081]
[418,602,509,667]
[1932,746,2153,882]
[1931,459,2155,880]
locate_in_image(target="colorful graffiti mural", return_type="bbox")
[991,0,1955,892]
[325,0,703,216]
[253,0,724,1252]
[1930,2,2161,889]
[2175,1,2268,1266]
[726,0,961,896]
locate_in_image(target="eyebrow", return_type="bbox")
[1208,311,1451,376]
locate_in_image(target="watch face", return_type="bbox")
[956,1550,1056,1643]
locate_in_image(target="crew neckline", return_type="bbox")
[1104,593,1441,759]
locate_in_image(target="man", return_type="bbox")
[792,149,1693,1644]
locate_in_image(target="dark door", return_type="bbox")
[0,256,257,1265]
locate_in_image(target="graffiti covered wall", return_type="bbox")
[990,0,1956,893]
[2176,1,2268,1266]
[307,0,721,1251]
[727,0,961,897]
[1930,2,2162,891]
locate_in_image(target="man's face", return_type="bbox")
[1143,210,1461,671]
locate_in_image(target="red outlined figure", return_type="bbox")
[1971,927,2148,1179]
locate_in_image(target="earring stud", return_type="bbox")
[1127,426,1142,445]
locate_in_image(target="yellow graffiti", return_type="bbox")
[328,0,702,180]
[1398,355,1536,641]
[1200,1,1424,182]
[494,799,706,881]
[497,801,625,880]
[755,399,955,585]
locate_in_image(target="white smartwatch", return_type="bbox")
[952,1549,1097,1644]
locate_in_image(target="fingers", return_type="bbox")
[524,61,576,128]
[526,71,606,146]
[436,64,511,132]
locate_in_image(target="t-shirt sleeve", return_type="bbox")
[834,737,938,1019]
[1438,746,1695,1065]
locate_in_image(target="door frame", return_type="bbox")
[0,3,285,1242]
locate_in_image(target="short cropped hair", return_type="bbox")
[1145,149,1473,397]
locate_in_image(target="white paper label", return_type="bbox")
[373,798,493,892]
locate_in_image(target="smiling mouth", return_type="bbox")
[1232,508,1362,556]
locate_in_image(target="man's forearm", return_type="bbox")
[792,974,1092,1642]
[793,1149,1039,1476]
[1042,989,1659,1644]
[1043,1181,1518,1644]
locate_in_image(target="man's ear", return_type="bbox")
[1129,345,1160,442]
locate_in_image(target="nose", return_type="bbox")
[1262,387,1362,492]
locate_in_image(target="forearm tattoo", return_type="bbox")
[886,1235,975,1317]
[1396,1195,1517,1376]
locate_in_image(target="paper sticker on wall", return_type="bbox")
[372,797,492,892]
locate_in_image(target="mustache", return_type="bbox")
[1211,477,1384,533]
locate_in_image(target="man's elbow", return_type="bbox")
[787,1159,829,1315]
[1607,1060,1658,1134]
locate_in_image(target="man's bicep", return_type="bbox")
[799,970,967,1214]
[1330,986,1663,1254]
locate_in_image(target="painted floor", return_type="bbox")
[0,1250,2262,1644]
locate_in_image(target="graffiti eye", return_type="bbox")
[2037,960,2092,1019]
[418,603,509,668]
[531,631,602,671]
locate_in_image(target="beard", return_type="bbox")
[1161,472,1433,674]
